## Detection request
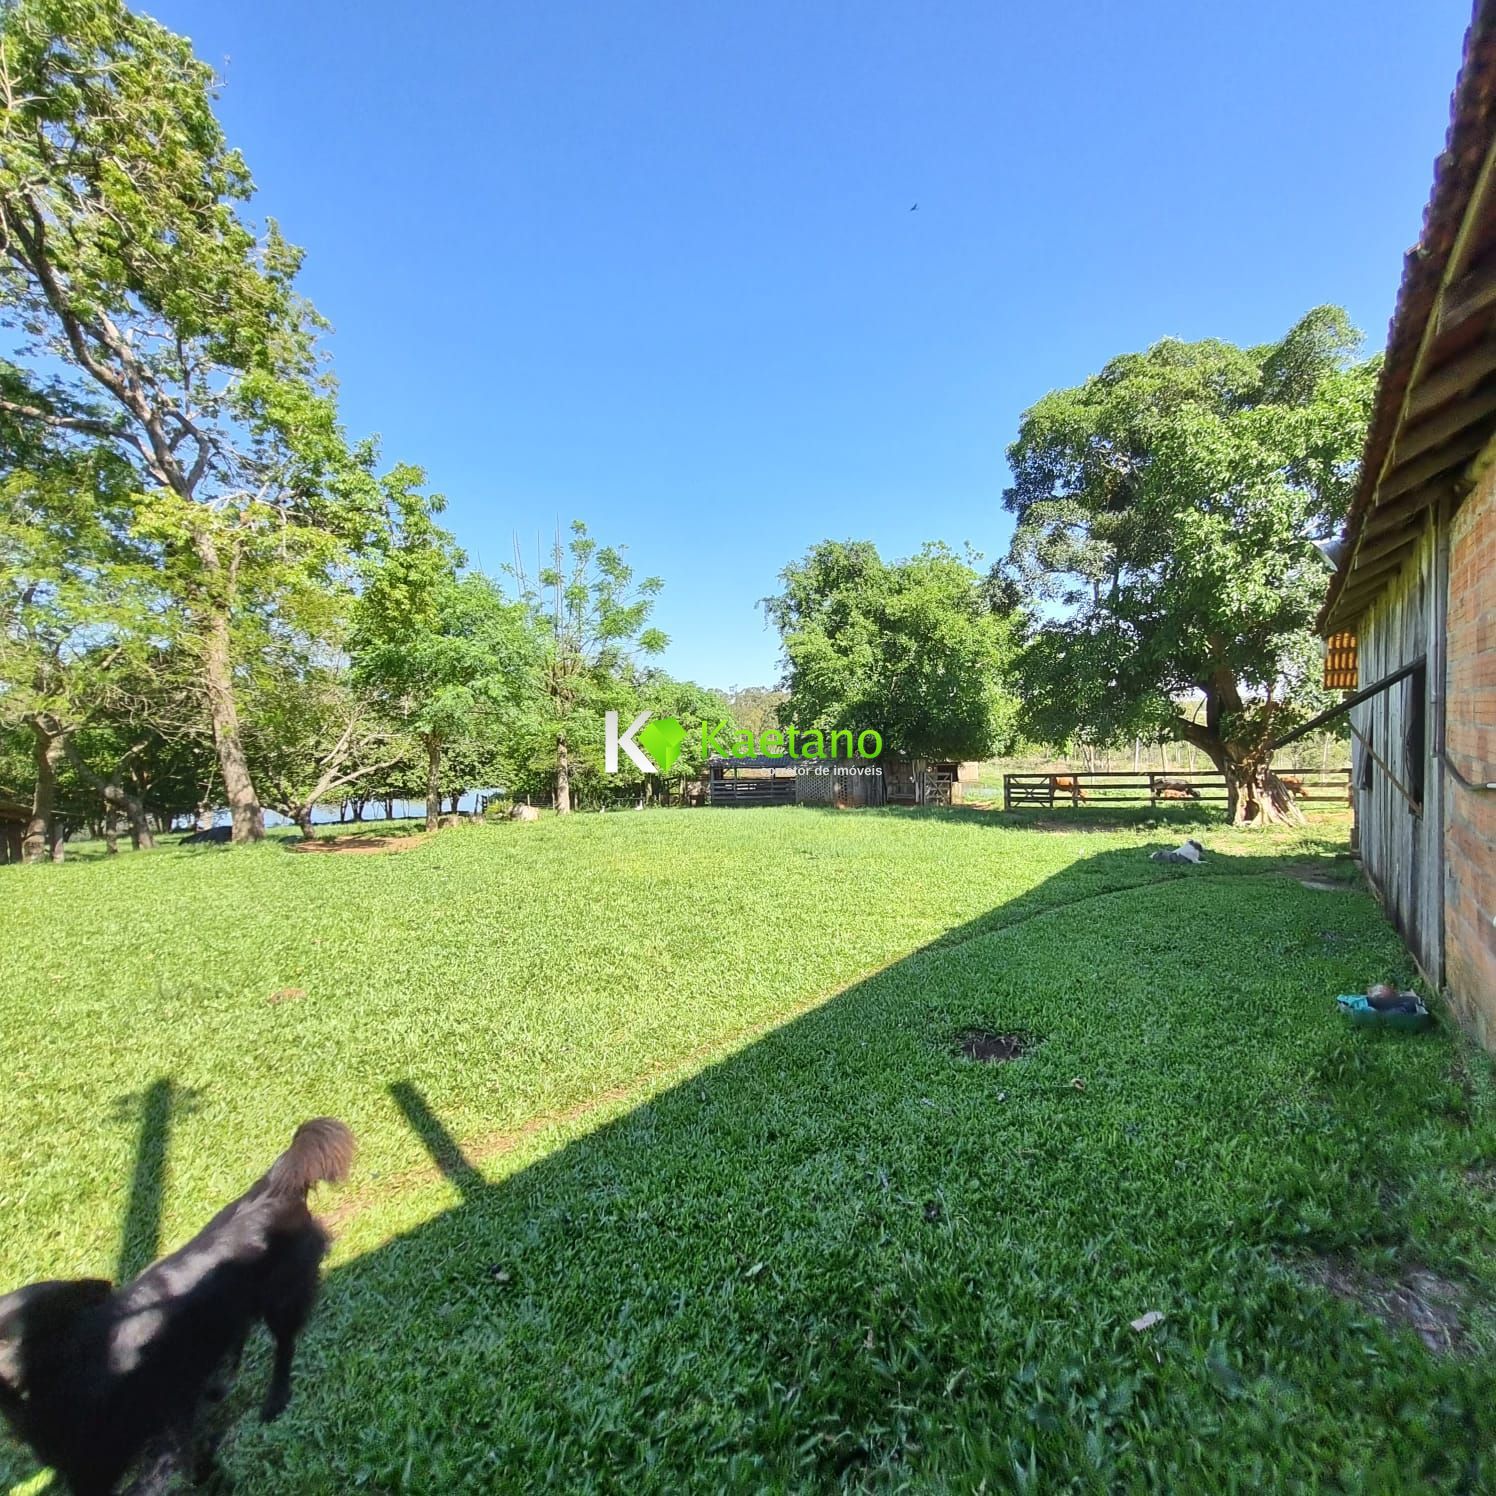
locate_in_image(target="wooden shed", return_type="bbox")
[706,756,887,808]
[706,755,798,807]
[793,757,886,808]
[881,759,982,807]
[1318,0,1496,1048]
[0,801,26,864]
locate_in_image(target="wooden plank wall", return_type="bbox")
[1352,518,1446,981]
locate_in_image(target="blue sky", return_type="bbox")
[153,0,1471,689]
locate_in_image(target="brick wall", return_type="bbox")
[1445,467,1496,1046]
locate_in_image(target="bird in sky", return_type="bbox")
[909,203,919,211]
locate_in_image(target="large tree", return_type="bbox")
[242,656,404,839]
[0,0,380,840]
[765,540,1018,767]
[0,412,166,858]
[352,489,533,831]
[722,685,788,736]
[510,521,666,814]
[1001,306,1377,823]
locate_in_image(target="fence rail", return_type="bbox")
[1002,767,1351,812]
[707,777,797,807]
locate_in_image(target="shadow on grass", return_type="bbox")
[792,802,1233,834]
[113,1077,180,1281]
[988,802,1225,833]
[858,803,1353,838]
[171,822,434,856]
[389,1081,486,1201]
[208,837,1496,1492]
[291,820,433,846]
[8,840,1477,1494]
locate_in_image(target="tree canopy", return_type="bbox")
[766,540,1018,764]
[351,490,534,831]
[509,521,667,813]
[0,0,388,839]
[1001,306,1377,821]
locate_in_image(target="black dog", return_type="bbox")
[0,1118,354,1494]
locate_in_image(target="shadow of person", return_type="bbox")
[113,1077,178,1283]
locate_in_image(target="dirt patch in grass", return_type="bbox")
[287,832,434,856]
[954,1028,1031,1063]
[1300,1256,1470,1356]
[1272,860,1359,893]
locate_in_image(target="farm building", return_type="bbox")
[706,756,886,808]
[881,759,982,807]
[0,801,26,864]
[1318,0,1496,1048]
[704,754,981,808]
[707,756,800,807]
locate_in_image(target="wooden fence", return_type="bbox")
[1002,767,1351,811]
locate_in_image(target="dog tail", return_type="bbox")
[266,1118,355,1198]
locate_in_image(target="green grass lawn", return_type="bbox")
[3,806,1495,1491]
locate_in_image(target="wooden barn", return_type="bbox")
[1318,0,1496,1048]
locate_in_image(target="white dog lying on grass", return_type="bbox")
[1150,838,1204,864]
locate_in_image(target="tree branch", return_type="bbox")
[0,394,147,459]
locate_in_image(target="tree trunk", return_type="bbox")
[1192,735,1304,827]
[123,792,155,851]
[294,807,316,840]
[1174,674,1303,828]
[201,605,263,842]
[383,796,394,821]
[105,785,154,850]
[424,735,442,831]
[556,732,571,814]
[60,740,157,853]
[23,716,67,863]
[102,810,119,856]
[1222,760,1304,827]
